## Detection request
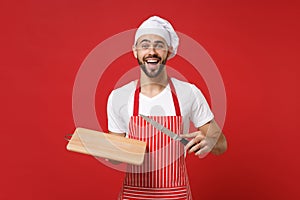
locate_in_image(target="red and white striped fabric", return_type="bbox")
[118,79,192,200]
[121,185,191,200]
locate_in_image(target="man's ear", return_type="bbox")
[132,45,137,58]
[167,46,173,59]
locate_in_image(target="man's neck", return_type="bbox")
[139,72,168,98]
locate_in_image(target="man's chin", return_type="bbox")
[141,64,164,78]
[144,69,159,78]
[147,72,160,78]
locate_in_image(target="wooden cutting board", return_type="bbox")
[66,127,146,165]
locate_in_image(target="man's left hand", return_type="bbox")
[181,131,219,158]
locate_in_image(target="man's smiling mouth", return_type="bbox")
[146,59,159,65]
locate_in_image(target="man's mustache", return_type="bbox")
[143,54,162,61]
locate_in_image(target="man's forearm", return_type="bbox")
[211,133,227,155]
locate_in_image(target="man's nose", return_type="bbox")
[147,46,157,54]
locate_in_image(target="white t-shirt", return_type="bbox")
[107,78,214,135]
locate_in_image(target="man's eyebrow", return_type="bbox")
[153,40,165,44]
[138,39,166,44]
[138,39,151,44]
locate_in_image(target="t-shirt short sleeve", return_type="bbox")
[190,84,214,128]
[107,90,127,134]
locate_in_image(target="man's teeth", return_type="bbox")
[146,59,159,64]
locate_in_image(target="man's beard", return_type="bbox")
[138,54,167,78]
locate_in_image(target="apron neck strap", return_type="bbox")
[133,78,181,116]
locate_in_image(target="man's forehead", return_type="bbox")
[136,34,168,44]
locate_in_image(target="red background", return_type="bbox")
[1,0,299,199]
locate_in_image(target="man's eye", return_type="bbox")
[141,44,150,49]
[156,44,165,49]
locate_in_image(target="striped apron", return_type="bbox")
[119,79,192,200]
